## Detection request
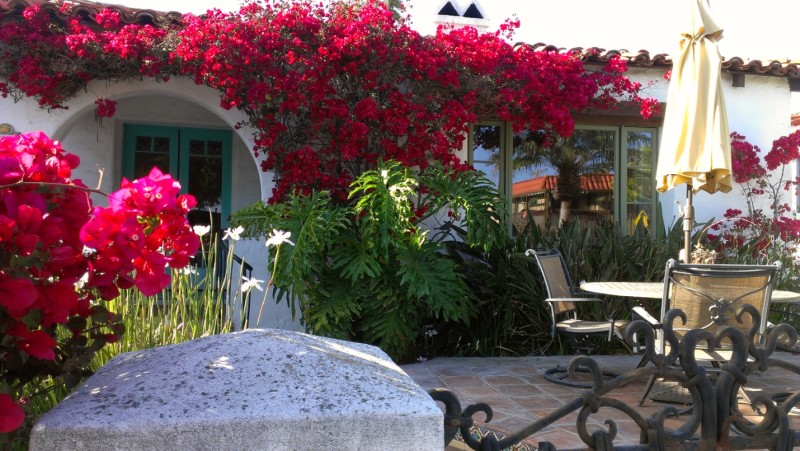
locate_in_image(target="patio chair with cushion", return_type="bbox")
[635,258,781,405]
[527,249,628,386]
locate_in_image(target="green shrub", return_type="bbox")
[430,216,682,357]
[232,160,508,362]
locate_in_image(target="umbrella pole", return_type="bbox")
[683,186,694,263]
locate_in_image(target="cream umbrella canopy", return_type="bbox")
[656,0,732,263]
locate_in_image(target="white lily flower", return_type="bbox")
[265,229,294,247]
[223,225,245,241]
[193,225,211,237]
[180,265,198,276]
[241,276,265,293]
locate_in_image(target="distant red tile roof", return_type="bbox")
[792,113,800,127]
[518,43,800,81]
[512,173,613,198]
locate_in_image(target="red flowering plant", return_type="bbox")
[703,131,800,288]
[0,3,179,110]
[1,1,651,205]
[0,131,199,441]
[174,1,650,202]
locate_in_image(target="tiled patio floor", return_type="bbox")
[400,352,800,449]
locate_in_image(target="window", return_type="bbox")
[122,124,233,229]
[468,122,658,235]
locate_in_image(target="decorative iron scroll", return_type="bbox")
[429,305,800,450]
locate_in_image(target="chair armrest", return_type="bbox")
[632,305,660,328]
[545,297,603,303]
[547,297,615,322]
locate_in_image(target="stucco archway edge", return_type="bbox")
[42,77,273,201]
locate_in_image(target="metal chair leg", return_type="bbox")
[639,374,657,406]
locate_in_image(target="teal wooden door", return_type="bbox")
[122,124,232,228]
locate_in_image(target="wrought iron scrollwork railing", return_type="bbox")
[430,304,800,450]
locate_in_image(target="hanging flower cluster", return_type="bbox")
[0,4,179,109]
[80,167,200,297]
[0,131,198,435]
[0,0,651,203]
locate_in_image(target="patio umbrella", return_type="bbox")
[656,0,732,263]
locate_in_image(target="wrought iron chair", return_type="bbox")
[527,249,628,386]
[635,258,781,405]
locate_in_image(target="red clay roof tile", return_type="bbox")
[2,1,798,81]
[512,173,613,197]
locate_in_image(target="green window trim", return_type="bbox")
[122,124,233,227]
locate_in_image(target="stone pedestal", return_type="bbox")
[30,329,442,451]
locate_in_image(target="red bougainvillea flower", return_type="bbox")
[0,275,39,319]
[7,323,57,360]
[0,393,25,433]
[94,97,117,118]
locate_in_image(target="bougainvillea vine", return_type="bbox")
[0,0,652,203]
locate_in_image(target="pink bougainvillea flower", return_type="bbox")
[110,167,181,216]
[0,393,25,433]
[132,250,170,296]
[79,206,122,250]
[0,155,23,185]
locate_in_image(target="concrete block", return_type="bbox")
[30,329,442,451]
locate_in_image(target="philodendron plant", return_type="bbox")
[232,160,508,361]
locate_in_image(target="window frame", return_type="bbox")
[122,123,233,227]
[467,121,660,234]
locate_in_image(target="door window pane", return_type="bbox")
[189,145,223,211]
[135,136,152,152]
[134,153,169,179]
[625,129,656,233]
[471,124,502,189]
[510,128,616,232]
[153,137,170,153]
[189,139,205,155]
[133,135,171,178]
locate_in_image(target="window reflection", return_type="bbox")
[510,128,616,233]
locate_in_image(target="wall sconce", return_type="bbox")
[0,123,15,135]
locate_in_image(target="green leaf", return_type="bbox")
[330,238,382,282]
[350,160,417,258]
[396,242,473,322]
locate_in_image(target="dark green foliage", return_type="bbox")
[430,216,682,358]
[231,161,508,361]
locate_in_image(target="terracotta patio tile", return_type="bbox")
[439,375,484,387]
[495,384,548,398]
[481,375,528,386]
[468,365,511,376]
